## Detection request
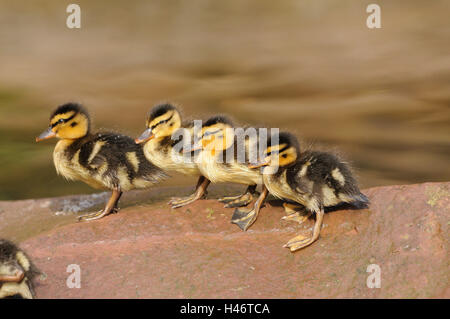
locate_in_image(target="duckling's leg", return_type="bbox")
[169,176,210,209]
[282,202,311,224]
[169,176,206,205]
[218,185,258,208]
[78,188,122,222]
[111,191,123,214]
[284,207,324,252]
[231,186,268,231]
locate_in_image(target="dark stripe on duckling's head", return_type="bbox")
[150,113,173,130]
[201,116,233,139]
[148,103,177,121]
[198,116,235,152]
[203,115,233,128]
[51,102,89,120]
[268,132,300,153]
[50,112,76,128]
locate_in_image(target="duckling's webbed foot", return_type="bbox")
[169,192,206,208]
[283,234,312,251]
[77,209,106,222]
[282,202,311,224]
[78,188,122,222]
[231,186,268,231]
[284,208,324,252]
[231,208,258,231]
[170,176,210,209]
[111,191,123,214]
[217,193,247,204]
[218,185,258,208]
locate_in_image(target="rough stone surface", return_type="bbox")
[0,182,448,298]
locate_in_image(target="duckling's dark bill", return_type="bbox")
[35,127,56,142]
[248,162,269,169]
[135,128,154,144]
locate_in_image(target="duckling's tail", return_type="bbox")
[351,192,370,209]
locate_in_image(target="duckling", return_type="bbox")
[36,102,167,221]
[189,116,265,229]
[251,132,369,252]
[135,103,210,208]
[0,239,40,299]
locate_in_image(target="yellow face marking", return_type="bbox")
[126,152,140,173]
[265,143,287,156]
[148,110,175,128]
[278,147,297,166]
[201,124,219,138]
[52,112,89,139]
[200,124,234,153]
[201,123,233,135]
[50,111,76,127]
[263,143,297,167]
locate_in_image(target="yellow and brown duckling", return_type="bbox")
[135,103,210,208]
[0,239,40,299]
[36,102,167,221]
[189,115,264,230]
[252,132,369,252]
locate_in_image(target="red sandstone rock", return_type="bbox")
[0,182,448,298]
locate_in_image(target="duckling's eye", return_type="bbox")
[282,154,287,158]
[58,119,65,124]
[151,114,174,130]
[203,130,220,138]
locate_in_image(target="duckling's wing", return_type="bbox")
[283,163,311,196]
[81,133,167,186]
[300,151,368,206]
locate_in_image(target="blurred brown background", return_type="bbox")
[0,0,449,200]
